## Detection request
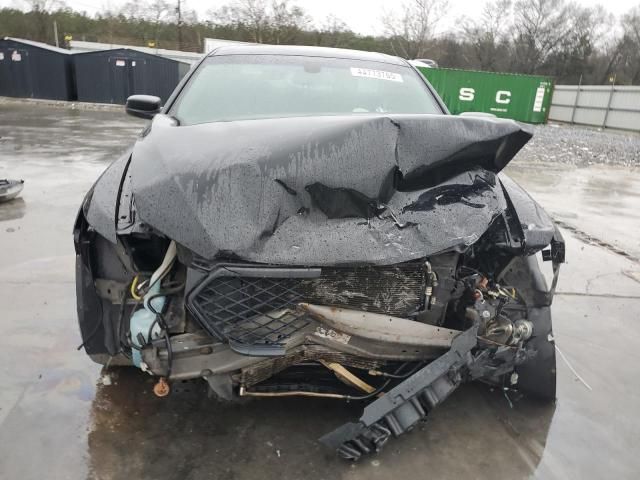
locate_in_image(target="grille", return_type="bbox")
[188,262,426,353]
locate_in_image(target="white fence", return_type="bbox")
[549,84,640,132]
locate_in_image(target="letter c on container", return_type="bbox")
[495,91,511,104]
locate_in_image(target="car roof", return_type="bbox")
[208,44,408,66]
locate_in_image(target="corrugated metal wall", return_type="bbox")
[549,85,640,132]
[74,48,189,104]
[417,67,553,124]
[0,38,75,100]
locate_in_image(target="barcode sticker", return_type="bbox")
[350,67,403,82]
[116,59,125,67]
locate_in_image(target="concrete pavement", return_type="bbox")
[0,102,638,480]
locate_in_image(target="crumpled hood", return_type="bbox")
[94,113,533,265]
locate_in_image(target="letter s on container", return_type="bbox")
[459,88,475,102]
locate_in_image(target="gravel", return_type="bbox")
[516,122,640,167]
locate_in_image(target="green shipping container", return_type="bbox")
[417,67,554,124]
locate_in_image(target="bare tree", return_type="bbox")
[213,0,270,43]
[316,14,350,47]
[97,4,121,44]
[619,6,640,83]
[511,1,614,80]
[557,5,615,81]
[270,0,309,44]
[145,0,170,45]
[21,0,65,41]
[382,0,448,59]
[210,0,307,44]
[622,5,640,44]
[321,14,349,34]
[22,0,65,12]
[120,0,144,20]
[511,0,572,73]
[179,4,198,25]
[460,0,512,70]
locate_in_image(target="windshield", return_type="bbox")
[171,55,443,125]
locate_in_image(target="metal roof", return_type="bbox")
[203,37,252,53]
[3,37,71,55]
[69,40,202,64]
[71,47,192,65]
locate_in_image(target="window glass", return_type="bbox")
[171,55,442,125]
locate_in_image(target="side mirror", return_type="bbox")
[126,95,162,119]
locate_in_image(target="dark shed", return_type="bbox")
[0,37,75,100]
[74,48,190,104]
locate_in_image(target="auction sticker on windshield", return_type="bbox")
[350,67,403,82]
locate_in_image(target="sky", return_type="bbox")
[2,0,639,36]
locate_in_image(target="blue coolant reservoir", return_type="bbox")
[130,282,165,368]
[128,241,176,369]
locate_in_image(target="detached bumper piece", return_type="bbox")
[320,327,478,460]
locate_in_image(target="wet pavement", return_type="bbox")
[505,162,640,260]
[0,102,639,480]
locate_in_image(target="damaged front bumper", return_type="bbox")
[320,325,479,459]
[132,246,559,459]
[74,190,565,459]
[137,259,462,395]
